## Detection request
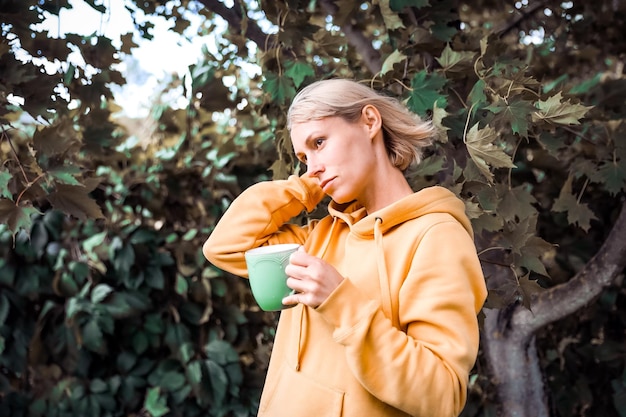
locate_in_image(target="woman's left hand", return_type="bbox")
[282,247,344,308]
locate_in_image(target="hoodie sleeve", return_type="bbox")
[203,175,325,278]
[316,219,487,417]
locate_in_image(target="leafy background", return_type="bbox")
[1,0,625,416]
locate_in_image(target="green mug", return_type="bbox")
[244,243,300,311]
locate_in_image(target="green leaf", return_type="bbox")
[205,340,239,366]
[389,0,429,10]
[407,71,448,115]
[0,171,11,198]
[91,283,114,304]
[181,229,197,241]
[117,350,137,373]
[113,243,135,275]
[413,154,446,176]
[82,319,105,353]
[83,231,107,256]
[48,165,82,186]
[144,387,170,417]
[186,360,203,386]
[175,274,188,296]
[487,97,534,138]
[160,371,186,391]
[468,79,487,114]
[465,124,516,183]
[264,72,296,105]
[284,60,315,88]
[206,359,228,406]
[596,162,626,195]
[569,72,602,95]
[0,294,9,325]
[133,331,149,355]
[90,378,108,394]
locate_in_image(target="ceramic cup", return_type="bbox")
[244,243,300,311]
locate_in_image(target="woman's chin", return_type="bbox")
[329,193,353,205]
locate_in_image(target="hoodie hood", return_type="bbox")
[327,186,473,239]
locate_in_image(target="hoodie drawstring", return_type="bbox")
[294,217,338,371]
[375,217,399,329]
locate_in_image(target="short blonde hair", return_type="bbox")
[287,79,435,170]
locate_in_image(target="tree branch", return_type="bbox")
[318,0,382,74]
[512,201,626,336]
[497,1,547,39]
[197,0,272,52]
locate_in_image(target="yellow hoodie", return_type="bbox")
[203,175,487,417]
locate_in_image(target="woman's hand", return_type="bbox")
[282,247,344,308]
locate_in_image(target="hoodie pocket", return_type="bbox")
[259,362,344,417]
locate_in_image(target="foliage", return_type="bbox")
[1,0,626,416]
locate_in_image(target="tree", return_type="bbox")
[1,0,625,416]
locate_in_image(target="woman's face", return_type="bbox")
[291,109,380,204]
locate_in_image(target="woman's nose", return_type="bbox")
[306,157,323,177]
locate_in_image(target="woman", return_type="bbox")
[203,79,487,417]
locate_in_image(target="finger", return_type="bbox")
[288,251,313,268]
[284,264,308,280]
[281,293,299,306]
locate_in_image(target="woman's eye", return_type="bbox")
[314,138,324,147]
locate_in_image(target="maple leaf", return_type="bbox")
[32,119,82,158]
[517,236,554,277]
[502,213,537,255]
[284,60,315,88]
[0,199,40,238]
[46,184,104,221]
[465,124,516,184]
[436,44,475,74]
[431,101,450,143]
[263,72,296,106]
[468,79,487,113]
[532,92,593,126]
[596,161,626,195]
[552,175,597,232]
[497,184,538,223]
[375,0,405,30]
[487,97,534,138]
[380,49,407,76]
[517,273,545,311]
[472,212,503,234]
[407,70,447,116]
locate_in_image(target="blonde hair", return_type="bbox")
[287,79,435,170]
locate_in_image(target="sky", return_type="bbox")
[37,0,221,118]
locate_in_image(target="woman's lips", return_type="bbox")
[320,177,335,192]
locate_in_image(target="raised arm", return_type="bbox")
[203,174,325,277]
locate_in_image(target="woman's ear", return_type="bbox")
[361,104,382,139]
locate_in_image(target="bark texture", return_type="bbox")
[482,202,626,417]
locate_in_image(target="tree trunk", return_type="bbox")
[483,309,549,417]
[482,202,626,416]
